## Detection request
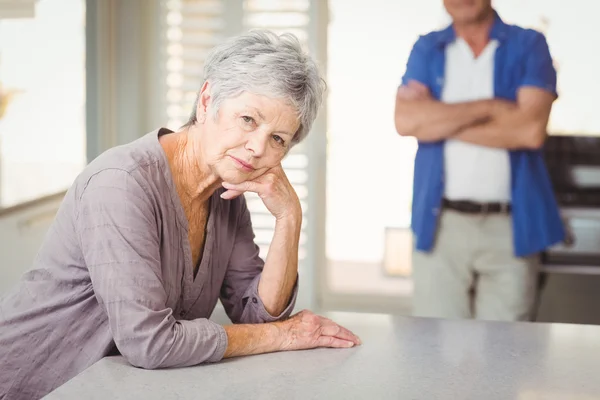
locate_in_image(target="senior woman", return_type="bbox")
[0,30,360,399]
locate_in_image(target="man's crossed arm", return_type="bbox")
[394,80,555,150]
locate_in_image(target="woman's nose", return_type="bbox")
[245,132,268,157]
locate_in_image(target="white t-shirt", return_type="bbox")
[442,38,511,202]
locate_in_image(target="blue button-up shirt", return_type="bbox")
[402,12,565,257]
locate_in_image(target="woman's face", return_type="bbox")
[196,84,300,184]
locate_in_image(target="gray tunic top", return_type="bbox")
[0,129,297,399]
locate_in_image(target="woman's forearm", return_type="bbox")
[223,322,283,358]
[257,213,301,316]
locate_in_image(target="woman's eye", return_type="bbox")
[242,116,254,124]
[273,135,285,146]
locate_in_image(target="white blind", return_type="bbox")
[164,0,226,128]
[163,0,312,264]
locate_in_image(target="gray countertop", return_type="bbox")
[45,312,600,400]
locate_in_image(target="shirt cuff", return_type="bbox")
[243,274,298,323]
[206,321,228,363]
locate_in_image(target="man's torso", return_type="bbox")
[442,38,511,203]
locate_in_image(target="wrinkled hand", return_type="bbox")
[276,310,362,351]
[221,165,301,221]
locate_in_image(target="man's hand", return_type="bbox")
[454,87,554,149]
[489,98,518,116]
[220,165,301,221]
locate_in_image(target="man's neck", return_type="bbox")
[161,128,220,205]
[454,9,496,57]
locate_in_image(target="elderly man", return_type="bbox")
[395,0,564,321]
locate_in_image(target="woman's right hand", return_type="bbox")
[275,310,362,350]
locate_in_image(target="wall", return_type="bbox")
[0,194,62,295]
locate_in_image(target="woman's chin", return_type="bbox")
[219,164,267,184]
[220,170,251,185]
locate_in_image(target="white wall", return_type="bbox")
[326,0,449,264]
[1,0,162,296]
[0,195,62,295]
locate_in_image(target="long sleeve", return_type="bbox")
[76,168,227,369]
[219,197,297,324]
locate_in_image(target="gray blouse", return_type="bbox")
[0,129,297,399]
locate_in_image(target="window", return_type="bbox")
[0,0,86,208]
[325,0,447,299]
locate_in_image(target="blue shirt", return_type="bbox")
[402,12,565,257]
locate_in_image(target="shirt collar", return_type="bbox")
[436,10,508,46]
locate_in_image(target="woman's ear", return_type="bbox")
[197,81,211,122]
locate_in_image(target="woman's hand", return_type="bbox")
[221,165,301,221]
[222,311,361,359]
[276,310,362,350]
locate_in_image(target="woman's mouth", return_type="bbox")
[229,155,255,172]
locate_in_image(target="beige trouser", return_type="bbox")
[412,210,540,321]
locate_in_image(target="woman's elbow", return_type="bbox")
[118,341,164,370]
[123,350,162,370]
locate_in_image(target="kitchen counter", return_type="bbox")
[45,312,600,400]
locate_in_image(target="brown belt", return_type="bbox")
[442,198,511,214]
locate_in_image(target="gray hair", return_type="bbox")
[184,29,326,145]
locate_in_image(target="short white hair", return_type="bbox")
[185,29,326,145]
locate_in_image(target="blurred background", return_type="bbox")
[0,0,599,324]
